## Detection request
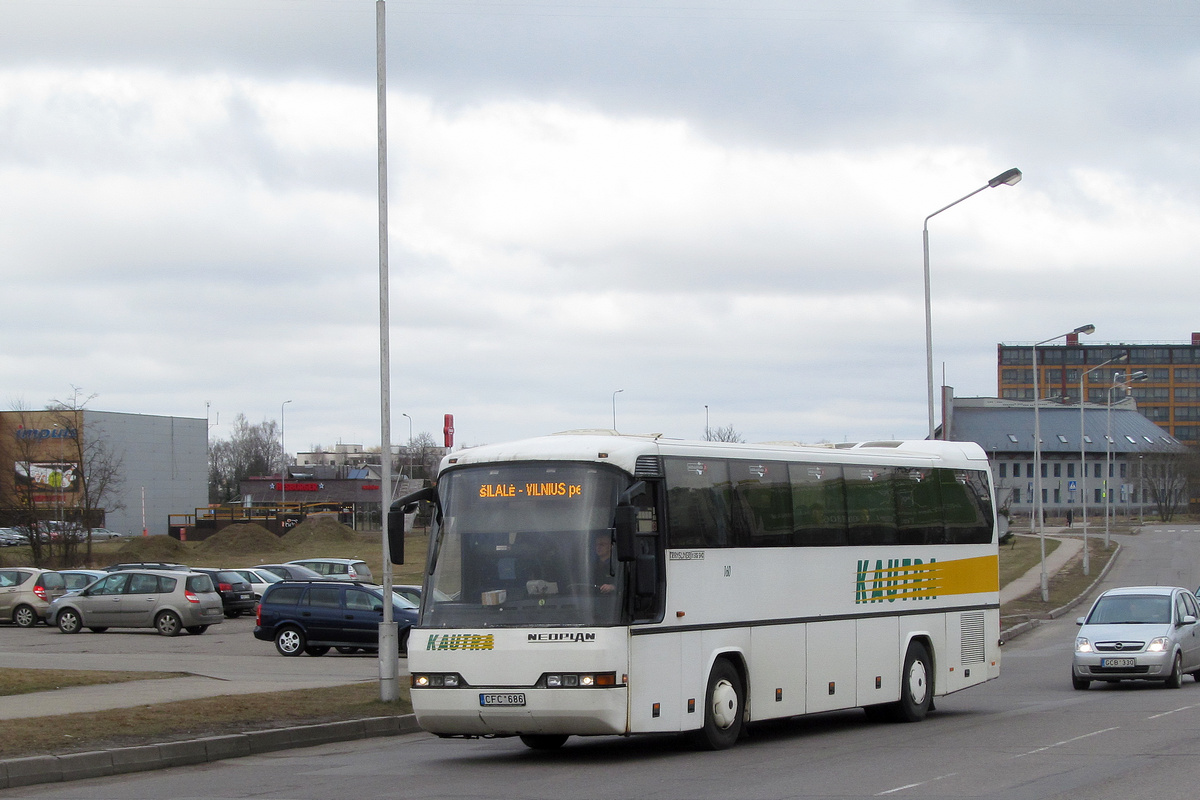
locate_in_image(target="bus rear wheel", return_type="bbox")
[519,734,568,750]
[692,658,744,750]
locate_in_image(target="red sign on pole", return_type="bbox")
[443,414,454,448]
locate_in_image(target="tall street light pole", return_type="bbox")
[612,389,624,432]
[280,400,292,509]
[1079,354,1127,575]
[1034,324,1095,601]
[375,0,399,702]
[923,167,1022,438]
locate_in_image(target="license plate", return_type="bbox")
[479,693,526,707]
[238,593,251,600]
[1101,657,1136,668]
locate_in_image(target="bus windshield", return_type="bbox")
[422,462,630,628]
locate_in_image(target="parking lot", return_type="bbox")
[0,614,402,719]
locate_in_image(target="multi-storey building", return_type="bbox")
[997,332,1200,445]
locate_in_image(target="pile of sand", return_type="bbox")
[281,515,360,549]
[114,534,189,561]
[195,523,285,556]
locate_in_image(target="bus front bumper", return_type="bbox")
[412,687,629,736]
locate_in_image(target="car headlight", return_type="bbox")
[1075,637,1093,653]
[1148,637,1170,653]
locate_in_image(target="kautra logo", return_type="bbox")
[855,558,938,604]
[425,634,494,651]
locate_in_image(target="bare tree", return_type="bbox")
[0,403,53,565]
[208,414,281,502]
[46,389,126,566]
[406,432,444,481]
[1139,444,1199,523]
[706,424,745,443]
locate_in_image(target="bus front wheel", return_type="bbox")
[896,640,933,722]
[692,658,744,750]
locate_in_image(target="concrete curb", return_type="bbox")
[1000,541,1122,643]
[0,714,423,790]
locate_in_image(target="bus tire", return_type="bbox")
[692,658,744,750]
[519,734,568,750]
[895,640,933,722]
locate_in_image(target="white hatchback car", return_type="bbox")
[285,558,373,583]
[1073,585,1200,689]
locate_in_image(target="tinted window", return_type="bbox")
[185,574,214,593]
[729,461,792,546]
[895,468,943,545]
[941,469,994,544]
[790,463,848,546]
[345,588,382,612]
[266,585,304,605]
[160,576,178,592]
[845,465,898,545]
[128,573,161,594]
[63,573,96,590]
[666,457,733,548]
[94,574,130,595]
[306,585,342,608]
[38,572,66,590]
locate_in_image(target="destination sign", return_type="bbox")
[478,482,583,499]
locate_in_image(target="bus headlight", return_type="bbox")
[412,673,466,688]
[539,672,618,688]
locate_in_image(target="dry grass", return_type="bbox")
[0,682,411,759]
[1001,534,1120,628]
[0,668,183,697]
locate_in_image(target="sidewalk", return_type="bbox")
[999,529,1083,605]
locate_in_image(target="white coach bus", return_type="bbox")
[389,431,1000,750]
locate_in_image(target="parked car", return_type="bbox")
[228,567,282,600]
[49,569,224,636]
[89,528,126,540]
[255,563,327,581]
[0,568,68,627]
[189,568,257,618]
[58,569,109,593]
[1073,585,1200,689]
[254,580,418,657]
[104,562,189,573]
[0,528,26,546]
[285,558,374,583]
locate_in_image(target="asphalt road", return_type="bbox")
[9,525,1200,800]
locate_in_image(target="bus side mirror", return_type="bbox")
[388,486,438,565]
[387,505,406,565]
[614,504,637,562]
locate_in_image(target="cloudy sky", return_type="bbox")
[3,1,1198,455]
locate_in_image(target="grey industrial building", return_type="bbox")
[939,395,1187,521]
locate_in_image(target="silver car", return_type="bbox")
[1073,585,1200,689]
[49,569,224,636]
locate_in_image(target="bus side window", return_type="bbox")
[664,457,733,548]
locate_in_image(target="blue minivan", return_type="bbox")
[254,581,419,657]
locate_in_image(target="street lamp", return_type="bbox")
[923,167,1022,438]
[280,400,292,508]
[1105,371,1148,546]
[1079,354,1127,575]
[705,404,710,441]
[612,389,624,431]
[1033,323,1095,601]
[402,412,413,481]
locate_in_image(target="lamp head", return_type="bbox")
[988,168,1023,188]
[1073,324,1096,336]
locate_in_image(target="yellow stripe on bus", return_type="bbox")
[859,555,998,601]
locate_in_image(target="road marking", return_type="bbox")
[1148,703,1200,719]
[875,772,959,796]
[1011,726,1119,758]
